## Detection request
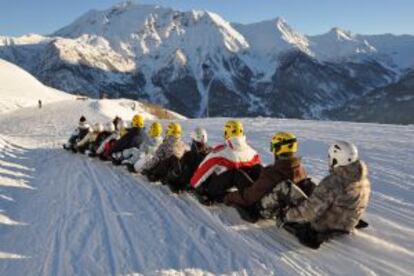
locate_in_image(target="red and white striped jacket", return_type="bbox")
[190,136,261,188]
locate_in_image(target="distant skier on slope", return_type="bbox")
[141,122,188,182]
[120,122,164,171]
[279,141,371,249]
[162,127,212,193]
[223,132,313,222]
[190,120,262,205]
[63,116,90,151]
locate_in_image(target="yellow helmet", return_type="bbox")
[270,132,298,156]
[149,122,163,138]
[166,122,182,138]
[132,114,145,128]
[224,120,244,140]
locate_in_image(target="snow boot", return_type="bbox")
[126,163,136,173]
[356,219,369,229]
[235,205,261,223]
[283,223,323,249]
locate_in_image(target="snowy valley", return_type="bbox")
[0,2,413,123]
[1,58,414,275]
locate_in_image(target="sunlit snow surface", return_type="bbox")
[0,98,413,275]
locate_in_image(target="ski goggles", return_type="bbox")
[270,138,297,152]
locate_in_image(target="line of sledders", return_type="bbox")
[63,115,371,249]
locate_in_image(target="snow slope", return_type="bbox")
[0,97,414,275]
[0,59,73,113]
[0,58,184,122]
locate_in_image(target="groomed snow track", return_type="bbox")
[1,101,414,275]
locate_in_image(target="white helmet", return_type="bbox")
[328,141,359,169]
[105,122,115,132]
[191,127,208,144]
[93,123,104,133]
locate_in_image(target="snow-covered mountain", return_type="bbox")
[327,69,414,124]
[0,2,413,122]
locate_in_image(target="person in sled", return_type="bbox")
[122,121,164,171]
[280,141,371,249]
[74,123,104,154]
[96,119,127,160]
[88,122,116,157]
[190,120,262,204]
[223,132,313,221]
[109,114,147,164]
[141,122,188,182]
[63,116,90,151]
[163,127,212,193]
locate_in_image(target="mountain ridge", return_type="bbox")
[0,2,413,122]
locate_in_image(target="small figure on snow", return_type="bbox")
[38,99,42,109]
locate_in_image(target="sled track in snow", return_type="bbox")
[52,150,414,276]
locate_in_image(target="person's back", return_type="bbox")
[121,122,164,170]
[142,122,188,181]
[111,114,146,154]
[190,120,261,203]
[289,159,370,232]
[225,155,307,207]
[165,128,211,192]
[94,122,115,152]
[284,140,371,245]
[223,132,309,221]
[64,116,90,150]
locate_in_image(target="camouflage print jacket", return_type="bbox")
[286,160,371,232]
[142,136,189,172]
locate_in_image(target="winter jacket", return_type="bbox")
[141,134,164,155]
[179,142,212,185]
[164,141,212,191]
[76,130,100,149]
[286,160,371,233]
[224,157,308,207]
[111,127,146,154]
[120,135,163,165]
[190,136,261,189]
[93,131,113,152]
[142,136,188,173]
[67,124,90,145]
[96,132,120,155]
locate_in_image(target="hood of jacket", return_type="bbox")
[225,136,251,152]
[333,160,368,183]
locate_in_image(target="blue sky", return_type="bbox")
[1,0,413,36]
